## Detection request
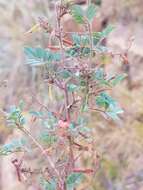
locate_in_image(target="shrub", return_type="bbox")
[0,1,126,190]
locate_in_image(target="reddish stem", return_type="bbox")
[12,159,22,182]
[73,168,94,174]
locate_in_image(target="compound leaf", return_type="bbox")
[86,4,97,22]
[71,5,84,24]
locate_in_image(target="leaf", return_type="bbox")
[99,79,111,86]
[52,52,61,61]
[81,47,90,56]
[96,92,116,109]
[71,5,84,24]
[96,95,108,109]
[42,113,58,129]
[96,93,123,120]
[67,84,78,92]
[24,47,61,66]
[96,45,108,53]
[66,46,79,57]
[77,116,88,127]
[24,47,47,66]
[111,74,127,86]
[0,139,26,155]
[30,111,43,117]
[81,35,90,46]
[81,94,89,112]
[19,116,26,125]
[39,133,57,145]
[86,4,97,22]
[40,178,56,190]
[101,25,114,38]
[68,122,78,136]
[94,68,104,80]
[7,105,26,126]
[106,104,124,120]
[72,33,81,45]
[66,173,83,190]
[19,100,25,110]
[25,24,40,34]
[92,68,110,86]
[93,32,102,45]
[59,70,72,79]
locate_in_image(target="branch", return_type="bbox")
[15,123,60,180]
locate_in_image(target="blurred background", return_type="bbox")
[0,0,143,189]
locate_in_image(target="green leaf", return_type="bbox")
[93,32,102,45]
[72,33,81,45]
[24,47,46,66]
[68,122,78,136]
[99,79,111,86]
[39,133,57,145]
[92,68,110,86]
[19,100,25,110]
[96,93,123,120]
[101,25,114,38]
[111,74,127,86]
[67,84,78,92]
[71,5,84,24]
[7,105,26,126]
[52,52,61,61]
[96,92,116,109]
[77,116,88,127]
[106,104,124,120]
[86,4,97,22]
[94,68,104,80]
[19,116,26,125]
[96,45,108,53]
[59,70,72,79]
[0,139,26,155]
[81,47,90,56]
[40,178,56,190]
[42,113,58,130]
[30,111,43,117]
[66,173,83,190]
[96,95,108,109]
[66,47,79,57]
[81,35,90,46]
[24,47,61,66]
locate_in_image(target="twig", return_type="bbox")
[64,85,70,121]
[15,123,60,180]
[12,159,22,182]
[56,3,65,64]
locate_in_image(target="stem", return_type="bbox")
[64,86,74,174]
[87,0,91,5]
[73,168,94,173]
[57,181,67,190]
[56,3,64,64]
[16,123,60,180]
[68,136,74,169]
[88,21,93,58]
[64,85,70,121]
[12,159,22,182]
